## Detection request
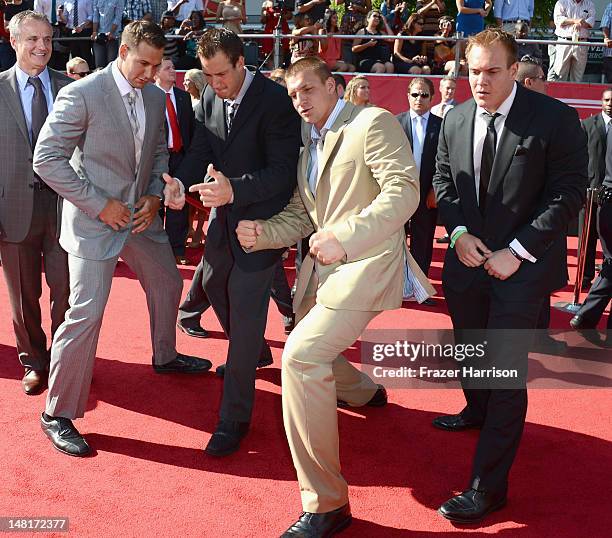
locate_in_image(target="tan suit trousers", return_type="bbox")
[282,272,380,513]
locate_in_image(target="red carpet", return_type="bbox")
[1,229,610,537]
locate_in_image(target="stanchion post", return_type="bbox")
[554,187,597,314]
[273,26,282,70]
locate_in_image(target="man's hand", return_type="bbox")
[425,188,437,209]
[236,220,263,249]
[132,195,161,234]
[99,199,131,231]
[454,232,491,267]
[309,230,346,265]
[188,164,234,208]
[162,173,185,210]
[483,248,521,280]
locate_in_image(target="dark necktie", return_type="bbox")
[479,112,500,213]
[605,122,612,187]
[28,76,49,148]
[226,101,237,133]
[73,0,79,28]
[51,0,57,24]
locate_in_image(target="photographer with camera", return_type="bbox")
[261,0,291,68]
[91,0,123,68]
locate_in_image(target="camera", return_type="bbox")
[274,0,295,11]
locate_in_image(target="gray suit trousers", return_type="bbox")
[0,189,69,370]
[45,232,182,419]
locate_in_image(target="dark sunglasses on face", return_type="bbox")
[410,92,430,98]
[71,71,90,78]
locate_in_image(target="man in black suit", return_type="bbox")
[578,88,611,289]
[432,28,587,523]
[571,99,612,339]
[170,28,301,456]
[0,10,71,396]
[396,77,442,290]
[154,57,194,265]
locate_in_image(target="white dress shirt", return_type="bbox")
[34,0,57,23]
[308,99,346,195]
[431,100,455,118]
[167,0,202,21]
[15,65,54,145]
[112,60,145,169]
[460,82,536,262]
[410,109,429,172]
[554,0,595,39]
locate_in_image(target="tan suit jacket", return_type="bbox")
[252,102,436,312]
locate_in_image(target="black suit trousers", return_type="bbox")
[0,189,69,370]
[577,202,612,328]
[197,235,279,422]
[578,205,599,283]
[407,203,437,276]
[444,272,545,494]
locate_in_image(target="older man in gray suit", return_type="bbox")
[0,10,70,397]
[33,20,211,457]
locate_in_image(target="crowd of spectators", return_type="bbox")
[1,1,612,82]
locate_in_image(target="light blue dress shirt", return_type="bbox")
[15,65,54,144]
[493,0,534,22]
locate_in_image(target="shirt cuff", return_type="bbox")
[509,239,537,263]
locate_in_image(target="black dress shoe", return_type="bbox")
[337,384,387,408]
[40,413,91,457]
[177,322,209,338]
[153,353,212,374]
[436,234,450,244]
[22,369,48,395]
[432,412,482,431]
[421,298,436,306]
[204,420,250,457]
[438,488,507,523]
[570,314,597,330]
[282,503,352,537]
[215,355,274,378]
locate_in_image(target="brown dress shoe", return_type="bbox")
[22,369,48,395]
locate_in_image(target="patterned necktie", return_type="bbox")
[126,90,140,138]
[307,129,327,195]
[73,0,79,28]
[28,76,49,147]
[479,112,500,214]
[226,101,238,133]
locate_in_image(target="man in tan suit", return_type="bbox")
[235,58,435,537]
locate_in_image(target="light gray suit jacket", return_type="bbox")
[33,64,169,261]
[0,66,71,242]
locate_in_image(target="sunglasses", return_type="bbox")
[70,71,90,78]
[371,14,381,19]
[410,92,430,98]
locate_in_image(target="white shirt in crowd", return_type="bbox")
[167,0,202,21]
[554,0,596,39]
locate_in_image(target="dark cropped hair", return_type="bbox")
[121,20,167,50]
[197,28,244,66]
[286,57,333,85]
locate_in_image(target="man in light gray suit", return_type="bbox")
[0,10,70,396]
[33,20,211,457]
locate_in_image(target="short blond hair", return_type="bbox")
[465,28,518,68]
[66,57,89,73]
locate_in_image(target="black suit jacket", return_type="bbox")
[164,86,195,174]
[396,111,442,197]
[581,112,607,189]
[433,84,588,300]
[175,71,301,270]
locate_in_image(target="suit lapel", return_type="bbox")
[315,102,355,191]
[210,92,226,143]
[138,84,156,180]
[456,101,478,213]
[595,113,607,146]
[102,67,136,173]
[0,67,30,146]
[404,114,413,148]
[487,85,533,200]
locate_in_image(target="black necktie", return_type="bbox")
[604,123,612,187]
[28,76,49,148]
[479,112,500,213]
